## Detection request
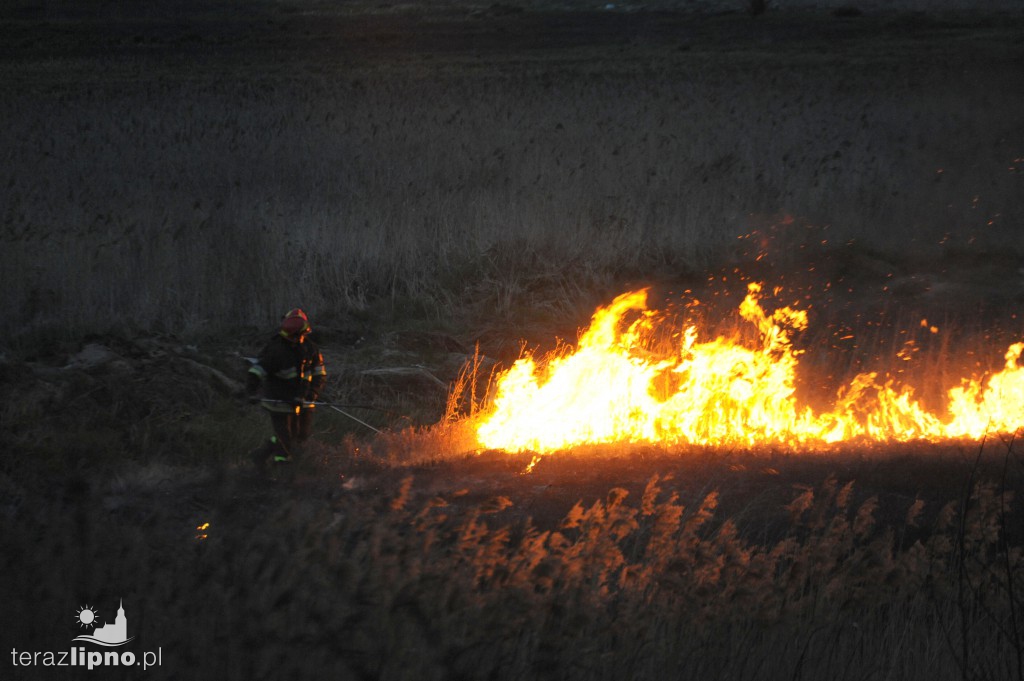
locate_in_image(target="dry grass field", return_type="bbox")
[2,1,1023,348]
[2,1,1024,679]
[3,441,1023,680]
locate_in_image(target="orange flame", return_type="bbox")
[474,284,1024,452]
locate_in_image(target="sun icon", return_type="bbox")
[76,605,99,630]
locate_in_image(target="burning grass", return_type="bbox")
[470,281,1024,453]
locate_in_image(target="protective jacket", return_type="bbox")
[247,335,327,412]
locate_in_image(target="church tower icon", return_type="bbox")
[73,599,134,647]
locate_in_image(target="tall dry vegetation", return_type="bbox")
[2,34,1021,348]
[2,462,1021,680]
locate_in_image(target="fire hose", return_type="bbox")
[257,399,383,434]
[241,357,386,434]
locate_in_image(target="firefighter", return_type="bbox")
[246,308,327,466]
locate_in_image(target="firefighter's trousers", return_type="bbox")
[266,408,314,461]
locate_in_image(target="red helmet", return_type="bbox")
[280,308,311,340]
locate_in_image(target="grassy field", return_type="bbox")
[1,1,1022,351]
[3,442,1023,680]
[2,2,1024,679]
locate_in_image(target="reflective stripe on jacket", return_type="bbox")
[248,335,327,403]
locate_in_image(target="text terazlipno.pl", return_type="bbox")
[10,647,162,671]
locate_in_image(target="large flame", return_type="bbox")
[475,284,1024,452]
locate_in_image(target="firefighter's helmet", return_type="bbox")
[280,308,311,340]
